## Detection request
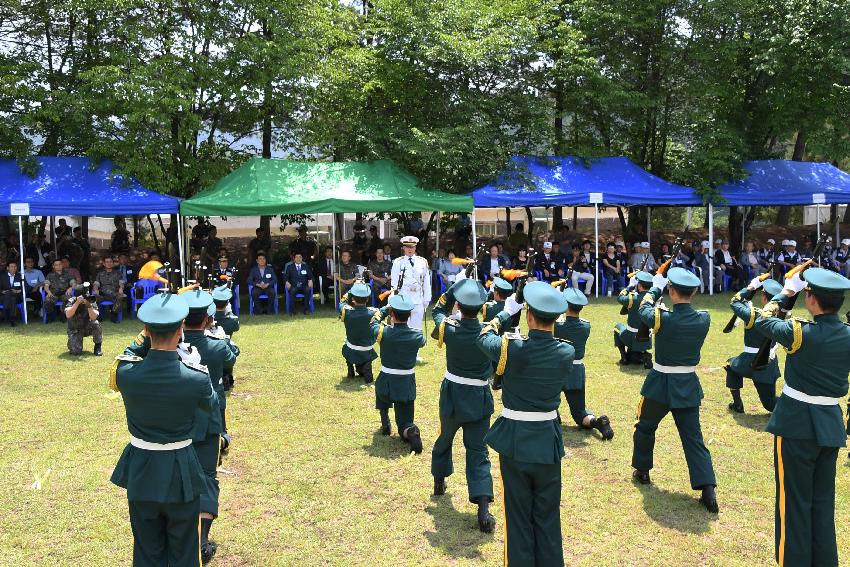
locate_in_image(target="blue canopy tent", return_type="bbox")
[470,156,705,296]
[0,157,183,323]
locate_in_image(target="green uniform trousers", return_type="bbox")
[129,498,201,567]
[499,455,564,567]
[375,396,415,431]
[725,368,777,412]
[431,415,493,502]
[563,389,592,427]
[193,435,220,518]
[774,435,839,567]
[632,396,716,489]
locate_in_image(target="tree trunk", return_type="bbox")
[616,207,627,235]
[777,130,808,225]
[572,207,578,231]
[525,207,534,244]
[147,215,162,256]
[81,216,89,239]
[553,207,564,231]
[728,206,742,257]
[132,216,139,247]
[505,208,511,237]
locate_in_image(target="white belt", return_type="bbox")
[782,385,841,406]
[743,345,778,359]
[652,363,696,374]
[129,435,192,451]
[501,408,558,422]
[345,341,374,352]
[380,366,415,375]
[573,359,584,365]
[623,325,638,333]
[444,371,489,386]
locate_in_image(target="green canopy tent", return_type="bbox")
[180,157,473,303]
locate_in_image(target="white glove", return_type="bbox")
[454,269,467,282]
[651,273,668,290]
[504,293,523,316]
[783,272,806,294]
[748,276,763,291]
[628,276,637,287]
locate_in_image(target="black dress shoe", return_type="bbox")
[593,415,614,440]
[404,426,423,454]
[478,510,496,533]
[93,343,103,356]
[642,353,653,369]
[201,541,217,564]
[728,400,744,413]
[699,486,719,513]
[633,470,651,485]
[433,477,446,496]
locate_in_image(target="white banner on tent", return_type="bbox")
[812,193,826,204]
[589,192,603,204]
[10,203,29,216]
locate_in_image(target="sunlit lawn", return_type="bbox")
[1,293,848,566]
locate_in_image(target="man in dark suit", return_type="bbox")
[1,260,25,326]
[247,252,277,314]
[284,252,314,314]
[714,240,745,289]
[317,247,335,303]
[478,244,509,283]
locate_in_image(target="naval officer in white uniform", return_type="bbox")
[391,235,431,360]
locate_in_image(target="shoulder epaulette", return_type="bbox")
[181,360,209,374]
[116,354,142,363]
[443,318,459,327]
[109,355,142,392]
[554,337,573,344]
[579,317,590,324]
[204,329,227,340]
[657,305,671,312]
[792,316,812,324]
[504,332,527,341]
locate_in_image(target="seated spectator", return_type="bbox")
[614,241,629,275]
[693,241,721,293]
[739,241,767,277]
[318,247,336,303]
[776,239,801,270]
[714,240,745,288]
[833,238,850,276]
[672,246,691,270]
[507,223,529,253]
[537,241,564,282]
[569,243,594,294]
[117,253,137,285]
[110,217,131,254]
[438,250,463,287]
[93,256,126,323]
[758,239,776,266]
[247,252,277,314]
[463,243,473,259]
[43,259,75,321]
[431,248,445,272]
[629,242,657,272]
[628,242,644,271]
[600,243,623,295]
[496,243,512,268]
[210,254,234,288]
[54,218,71,239]
[365,225,383,262]
[382,243,395,262]
[799,236,814,259]
[367,248,392,295]
[659,242,671,261]
[512,248,530,271]
[22,257,45,315]
[284,252,314,315]
[61,256,82,284]
[479,244,509,282]
[1,260,25,326]
[336,250,358,296]
[26,233,51,272]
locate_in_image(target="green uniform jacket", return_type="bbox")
[727,287,781,384]
[339,297,379,364]
[746,294,850,447]
[183,330,238,440]
[554,316,590,390]
[371,306,426,402]
[215,312,240,336]
[478,311,573,464]
[616,286,652,352]
[432,286,494,423]
[481,299,505,323]
[638,288,710,408]
[110,349,216,503]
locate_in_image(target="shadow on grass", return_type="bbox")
[424,494,491,559]
[562,425,592,449]
[636,483,714,534]
[57,352,90,360]
[730,410,770,432]
[334,376,367,393]
[363,430,412,460]
[617,363,648,377]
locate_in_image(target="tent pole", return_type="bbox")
[436,212,440,253]
[176,214,186,286]
[18,215,27,325]
[332,219,337,306]
[686,207,692,227]
[708,204,714,296]
[594,205,599,298]
[471,209,478,255]
[646,207,651,249]
[742,206,746,251]
[51,216,57,256]
[816,204,821,238]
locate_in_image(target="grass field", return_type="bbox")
[1,294,848,567]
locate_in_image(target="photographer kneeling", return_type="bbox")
[64,286,103,356]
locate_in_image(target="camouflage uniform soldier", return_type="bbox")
[94,256,126,322]
[65,293,103,356]
[44,259,75,321]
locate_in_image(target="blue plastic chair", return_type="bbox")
[40,289,68,323]
[285,285,315,314]
[248,283,278,316]
[97,299,124,322]
[722,272,733,292]
[0,298,25,323]
[131,279,161,318]
[231,284,240,315]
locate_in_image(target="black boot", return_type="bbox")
[403,425,423,454]
[633,469,651,485]
[361,363,374,385]
[699,485,719,514]
[379,409,391,436]
[641,352,653,370]
[93,343,103,356]
[616,343,628,365]
[591,415,614,440]
[476,496,496,533]
[200,517,217,564]
[222,372,234,392]
[728,389,744,413]
[433,477,446,496]
[346,362,355,379]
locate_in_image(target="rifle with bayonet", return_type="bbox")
[379,266,405,302]
[635,226,689,342]
[751,234,827,370]
[450,243,487,282]
[722,262,777,333]
[492,249,536,391]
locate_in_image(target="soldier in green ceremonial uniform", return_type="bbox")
[212,285,240,338]
[110,292,216,567]
[431,278,496,533]
[556,288,614,440]
[339,283,378,383]
[477,281,573,566]
[482,277,511,323]
[614,271,653,367]
[632,267,718,513]
[371,293,427,453]
[725,278,784,414]
[731,267,850,566]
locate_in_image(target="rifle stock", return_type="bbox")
[379,266,406,302]
[722,267,775,333]
[635,228,688,342]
